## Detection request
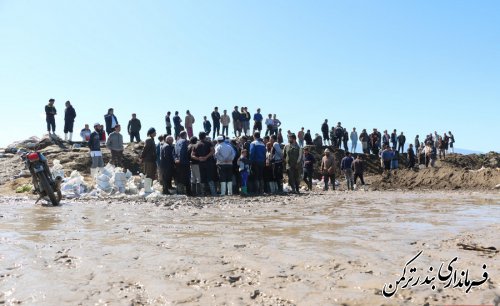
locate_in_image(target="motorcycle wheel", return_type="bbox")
[38,173,60,206]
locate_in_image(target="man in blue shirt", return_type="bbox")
[249,132,267,194]
[341,152,355,191]
[253,108,263,134]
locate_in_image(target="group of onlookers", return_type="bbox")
[44,99,457,195]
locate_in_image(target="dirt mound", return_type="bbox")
[1,138,499,192]
[369,167,500,190]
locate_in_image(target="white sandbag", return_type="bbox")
[114,172,127,193]
[125,170,133,179]
[97,174,110,182]
[51,159,65,179]
[144,178,153,193]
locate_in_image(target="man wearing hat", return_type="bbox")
[214,135,236,196]
[141,128,157,179]
[45,98,57,135]
[88,123,105,180]
[320,148,336,191]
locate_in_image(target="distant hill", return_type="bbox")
[454,148,484,155]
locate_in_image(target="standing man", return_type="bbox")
[45,98,57,135]
[127,113,142,143]
[272,114,281,136]
[352,154,366,187]
[343,128,349,152]
[448,131,455,153]
[211,107,221,139]
[283,134,302,194]
[220,110,230,136]
[203,116,212,135]
[407,143,416,169]
[141,128,157,180]
[106,124,124,167]
[104,108,118,135]
[174,131,191,196]
[359,129,369,154]
[80,124,91,142]
[350,128,358,153]
[414,135,420,151]
[88,123,104,179]
[63,100,76,141]
[341,151,354,191]
[334,122,344,149]
[249,132,266,194]
[253,108,263,133]
[321,119,330,146]
[320,148,335,191]
[185,110,195,138]
[270,134,284,193]
[232,106,241,137]
[264,114,274,137]
[397,132,406,154]
[215,136,236,196]
[302,147,316,191]
[173,111,182,139]
[160,135,176,194]
[193,132,217,196]
[165,111,172,136]
[297,127,305,147]
[304,129,313,146]
[391,129,398,150]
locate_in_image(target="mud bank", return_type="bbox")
[0,191,499,305]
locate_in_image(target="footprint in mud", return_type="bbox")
[54,248,78,268]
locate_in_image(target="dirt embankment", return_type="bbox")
[1,137,499,193]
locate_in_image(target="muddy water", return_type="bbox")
[0,191,499,305]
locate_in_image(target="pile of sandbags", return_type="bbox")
[61,170,88,198]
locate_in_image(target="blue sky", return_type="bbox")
[1,0,498,152]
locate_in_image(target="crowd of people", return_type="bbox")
[44,99,457,196]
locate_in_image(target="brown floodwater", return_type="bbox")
[0,191,499,305]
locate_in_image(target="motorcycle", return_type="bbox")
[20,151,62,206]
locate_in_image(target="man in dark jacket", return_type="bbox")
[321,119,330,146]
[249,132,266,194]
[232,106,241,137]
[341,151,354,190]
[104,108,118,135]
[160,135,176,194]
[45,98,57,135]
[390,129,397,150]
[343,128,349,151]
[127,113,142,143]
[174,131,191,195]
[88,123,104,179]
[397,132,406,154]
[302,147,316,191]
[165,111,172,136]
[203,116,212,135]
[141,128,157,179]
[352,154,365,186]
[407,144,416,169]
[304,129,313,146]
[173,111,182,139]
[211,107,221,140]
[63,100,76,141]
